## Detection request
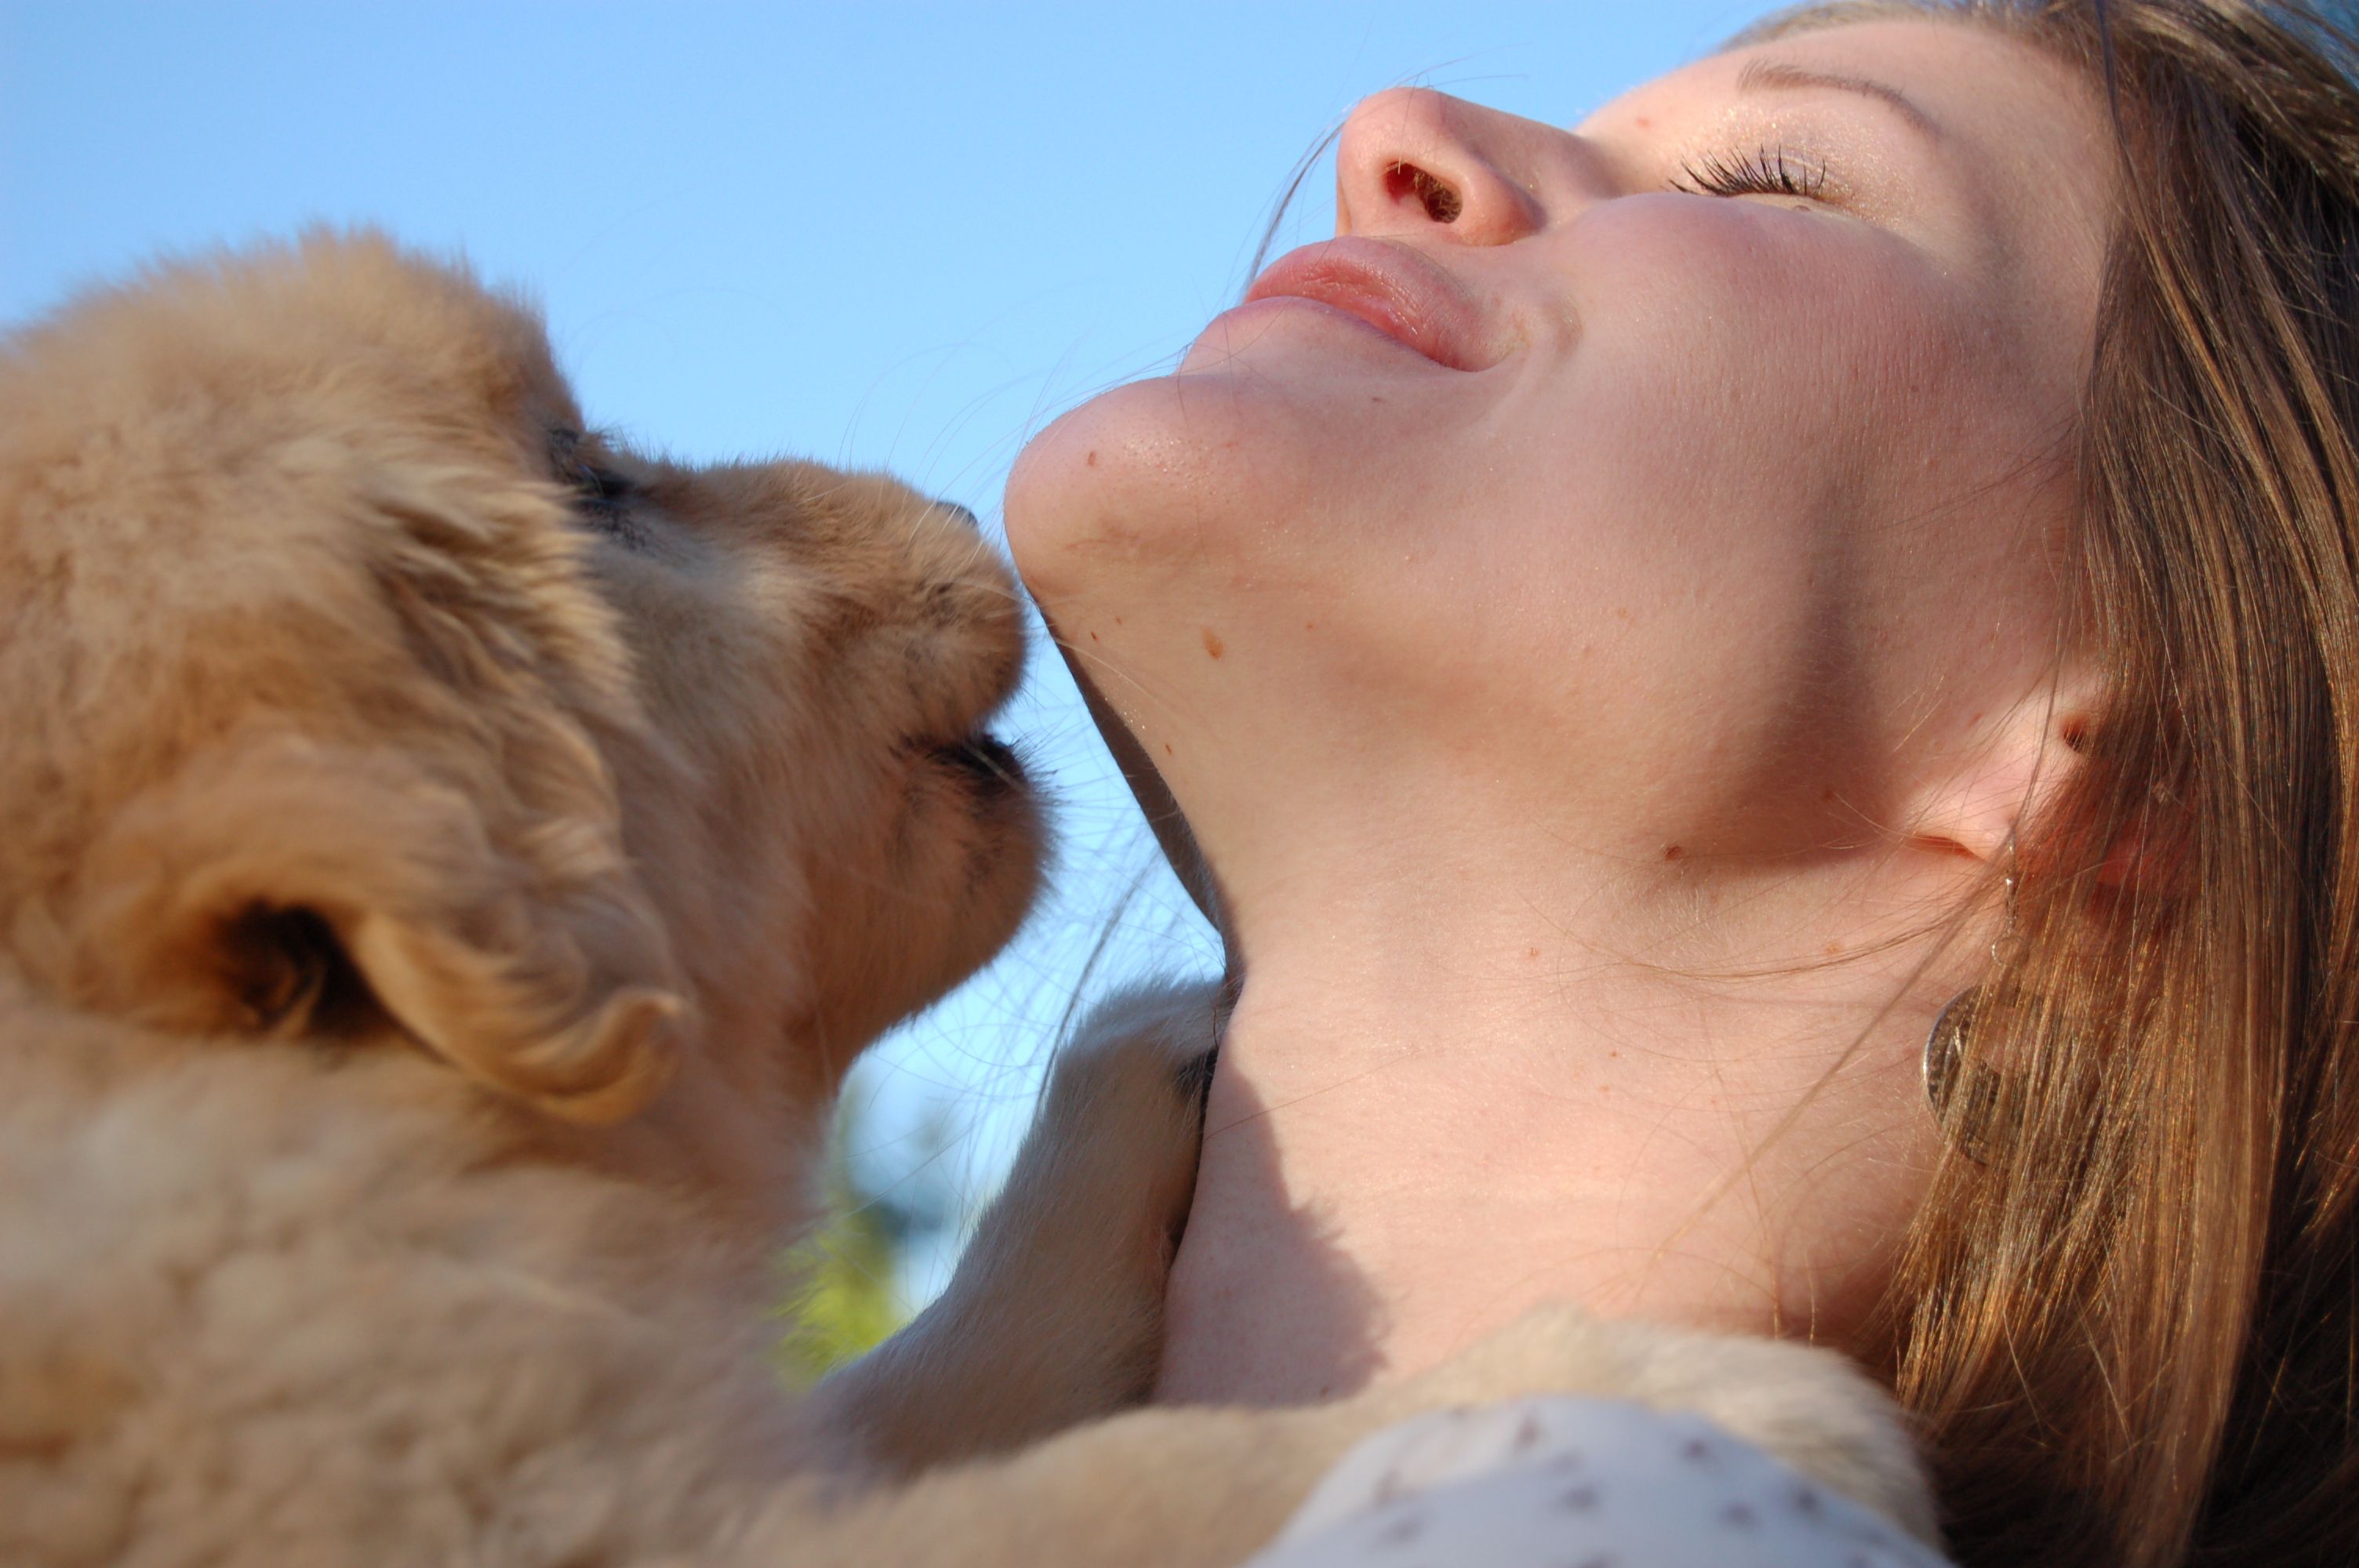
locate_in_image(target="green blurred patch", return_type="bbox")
[774,1089,962,1384]
[774,1167,913,1384]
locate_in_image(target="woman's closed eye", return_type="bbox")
[1671,143,1831,205]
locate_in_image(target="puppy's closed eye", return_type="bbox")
[548,426,648,547]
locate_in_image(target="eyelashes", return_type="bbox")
[548,425,652,549]
[1671,143,1830,203]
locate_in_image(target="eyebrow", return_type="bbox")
[1736,59,1944,140]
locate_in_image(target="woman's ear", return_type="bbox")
[2088,791,2186,895]
[36,732,688,1125]
[1907,677,2103,869]
[1907,671,2188,898]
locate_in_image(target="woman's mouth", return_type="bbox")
[1227,238,1496,372]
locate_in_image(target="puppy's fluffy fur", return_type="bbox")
[0,235,1939,1567]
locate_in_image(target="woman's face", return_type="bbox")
[1009,18,2112,882]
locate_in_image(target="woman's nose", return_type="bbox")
[1336,88,1554,245]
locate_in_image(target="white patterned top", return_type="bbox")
[1245,1397,1955,1568]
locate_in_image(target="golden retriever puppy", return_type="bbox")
[0,234,1936,1568]
[0,231,1204,1565]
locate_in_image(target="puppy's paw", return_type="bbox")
[1000,979,1226,1272]
[1394,1304,1635,1410]
[1037,980,1223,1216]
[1396,1307,1942,1548]
[810,981,1225,1468]
[905,979,1223,1439]
[1602,1322,1941,1550]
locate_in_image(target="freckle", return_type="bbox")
[1635,114,1654,129]
[1527,946,1540,958]
[1304,620,1318,631]
[1613,606,1632,621]
[1825,940,1845,956]
[1113,615,1125,626]
[1370,394,1386,404]
[1821,786,1837,803]
[1085,449,1099,466]
[1088,630,1099,642]
[1608,1048,1619,1058]
[1201,627,1226,659]
[1163,742,1173,757]
[1663,844,1684,861]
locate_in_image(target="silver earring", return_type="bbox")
[1924,856,2018,1160]
[1915,990,1990,1150]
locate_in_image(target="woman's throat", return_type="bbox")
[1154,905,1936,1406]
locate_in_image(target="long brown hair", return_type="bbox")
[1749,3,2359,1563]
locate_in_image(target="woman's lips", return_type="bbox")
[1235,238,1495,371]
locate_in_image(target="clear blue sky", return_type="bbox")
[2,0,1783,1303]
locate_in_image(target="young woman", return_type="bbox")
[1006,2,2359,1564]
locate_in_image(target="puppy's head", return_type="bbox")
[0,233,1039,1149]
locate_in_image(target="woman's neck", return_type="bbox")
[1154,826,1955,1406]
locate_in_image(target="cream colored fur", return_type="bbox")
[0,234,1941,1566]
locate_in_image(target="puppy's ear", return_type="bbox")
[40,735,686,1125]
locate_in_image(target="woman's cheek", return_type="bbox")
[1341,221,1889,739]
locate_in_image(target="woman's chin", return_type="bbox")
[1005,341,1510,644]
[1006,372,1275,602]
[1011,311,1470,540]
